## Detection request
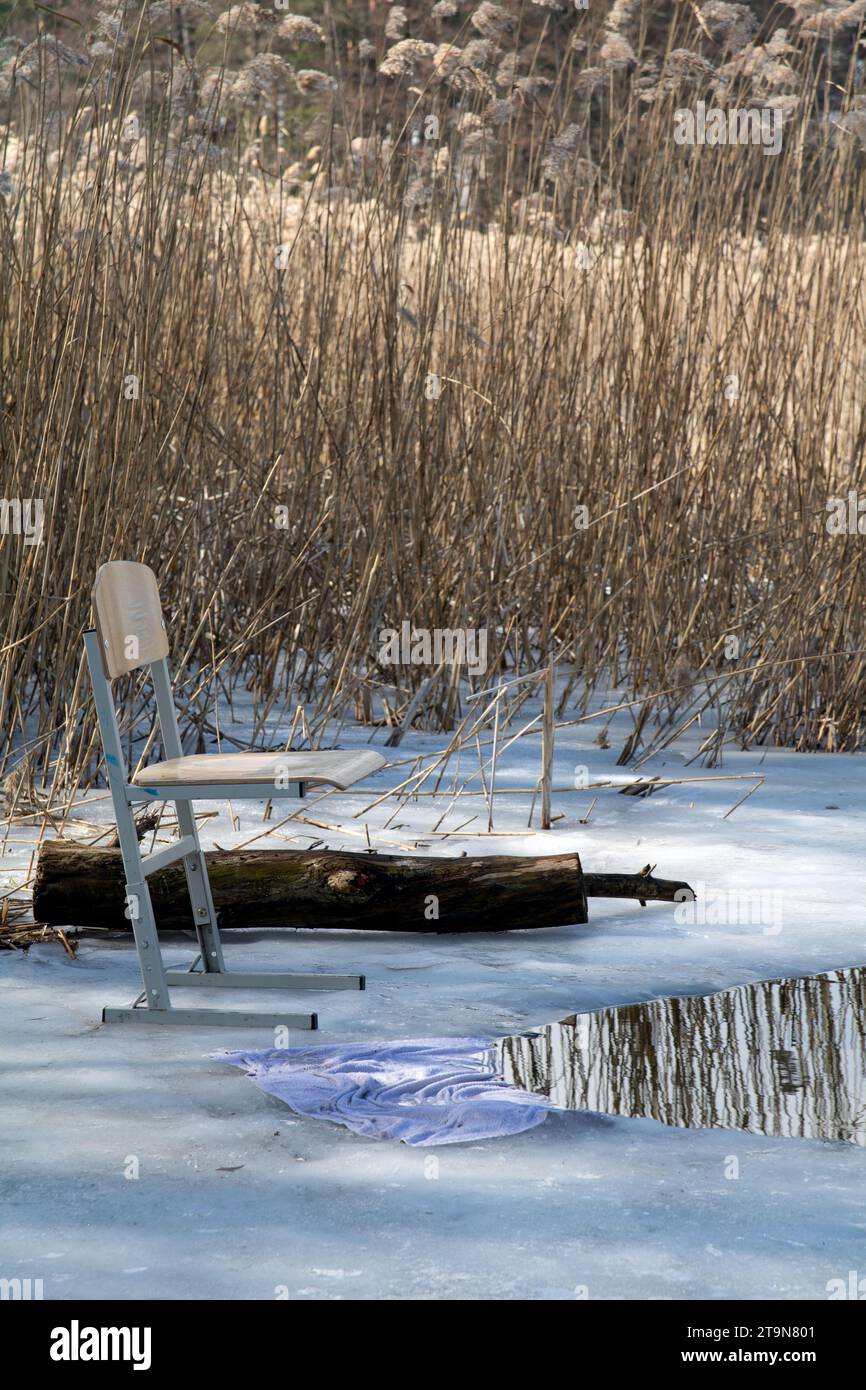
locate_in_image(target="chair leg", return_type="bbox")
[173,799,225,972]
[113,798,172,1011]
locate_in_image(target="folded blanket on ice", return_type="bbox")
[215,1038,554,1146]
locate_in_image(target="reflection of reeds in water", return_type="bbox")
[498,970,866,1146]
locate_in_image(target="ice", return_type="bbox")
[1,692,865,1299]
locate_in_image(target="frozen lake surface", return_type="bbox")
[2,697,865,1300]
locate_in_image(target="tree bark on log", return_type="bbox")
[32,842,693,934]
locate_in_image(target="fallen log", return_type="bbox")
[33,842,694,934]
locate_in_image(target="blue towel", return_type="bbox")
[215,1038,554,1146]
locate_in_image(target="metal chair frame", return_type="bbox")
[83,564,375,1030]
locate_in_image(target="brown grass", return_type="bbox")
[2,2,866,816]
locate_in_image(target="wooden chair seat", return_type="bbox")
[131,749,386,791]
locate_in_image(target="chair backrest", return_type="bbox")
[93,561,169,679]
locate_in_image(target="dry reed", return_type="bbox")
[2,2,866,819]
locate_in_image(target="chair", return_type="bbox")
[84,560,386,1030]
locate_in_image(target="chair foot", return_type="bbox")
[102,1005,318,1029]
[164,969,365,991]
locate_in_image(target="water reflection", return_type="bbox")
[498,969,866,1145]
